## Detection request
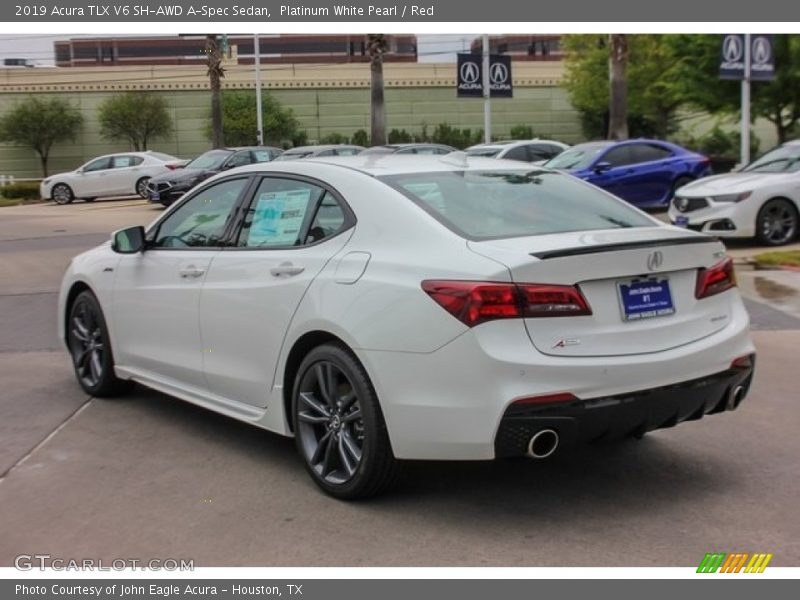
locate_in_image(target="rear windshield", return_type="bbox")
[544,143,610,170]
[466,148,501,158]
[186,150,231,170]
[381,170,653,240]
[274,152,313,161]
[743,145,800,173]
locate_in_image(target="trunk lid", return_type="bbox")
[468,227,734,357]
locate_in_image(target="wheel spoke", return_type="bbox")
[321,432,337,477]
[310,430,332,466]
[315,364,332,404]
[315,362,340,407]
[88,351,101,383]
[342,408,362,423]
[74,348,91,376]
[298,392,330,419]
[340,430,363,464]
[298,411,329,425]
[338,435,357,476]
[72,317,89,342]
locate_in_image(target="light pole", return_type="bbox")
[740,33,751,167]
[482,34,491,143]
[254,34,263,146]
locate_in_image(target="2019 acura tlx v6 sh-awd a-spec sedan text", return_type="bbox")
[58,154,756,499]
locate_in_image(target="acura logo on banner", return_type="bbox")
[457,54,513,98]
[719,34,775,81]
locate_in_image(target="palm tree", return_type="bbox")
[368,35,388,146]
[206,34,225,148]
[608,34,629,140]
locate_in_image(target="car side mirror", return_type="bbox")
[594,161,613,173]
[111,226,146,254]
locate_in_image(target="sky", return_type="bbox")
[0,34,477,66]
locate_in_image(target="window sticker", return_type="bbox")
[248,189,311,246]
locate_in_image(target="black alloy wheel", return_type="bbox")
[293,344,399,499]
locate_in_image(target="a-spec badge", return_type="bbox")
[553,338,581,349]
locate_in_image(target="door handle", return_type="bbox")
[270,263,305,277]
[179,266,205,279]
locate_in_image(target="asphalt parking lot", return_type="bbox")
[1,198,799,567]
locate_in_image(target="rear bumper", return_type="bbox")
[495,355,755,457]
[357,293,755,461]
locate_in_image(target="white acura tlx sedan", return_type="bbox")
[669,140,800,246]
[58,154,756,498]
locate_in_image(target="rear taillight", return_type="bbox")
[518,284,592,317]
[421,280,591,327]
[695,257,736,299]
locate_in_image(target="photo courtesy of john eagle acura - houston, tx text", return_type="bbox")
[58,154,755,499]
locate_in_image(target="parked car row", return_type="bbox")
[39,140,568,207]
[41,137,800,245]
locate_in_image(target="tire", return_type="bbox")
[756,198,799,246]
[51,183,74,205]
[66,290,133,398]
[135,177,151,199]
[292,343,399,499]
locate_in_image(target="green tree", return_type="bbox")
[0,97,83,177]
[608,34,629,140]
[319,132,348,144]
[351,129,370,146]
[206,34,225,149]
[98,91,173,150]
[563,35,686,139]
[211,90,302,146]
[368,34,388,146]
[509,124,536,139]
[669,34,800,144]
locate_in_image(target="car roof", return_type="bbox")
[469,139,568,150]
[284,145,364,153]
[227,153,556,178]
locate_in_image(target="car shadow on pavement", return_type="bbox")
[125,384,736,522]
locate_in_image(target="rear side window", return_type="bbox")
[237,178,349,248]
[503,146,529,161]
[381,170,653,240]
[252,149,274,163]
[602,146,634,167]
[335,148,361,156]
[629,143,673,163]
[528,144,560,160]
[112,155,144,168]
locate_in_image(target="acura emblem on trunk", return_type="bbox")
[647,251,664,271]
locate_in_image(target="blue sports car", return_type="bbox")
[543,139,712,208]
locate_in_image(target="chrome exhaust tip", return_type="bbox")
[526,429,560,459]
[729,385,746,410]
